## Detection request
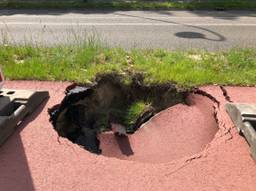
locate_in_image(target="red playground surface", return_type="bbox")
[0,81,255,191]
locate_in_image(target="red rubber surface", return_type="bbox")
[100,94,218,163]
[0,81,255,191]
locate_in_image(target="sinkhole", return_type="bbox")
[49,73,218,163]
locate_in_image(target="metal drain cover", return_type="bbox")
[0,89,49,146]
[226,103,256,159]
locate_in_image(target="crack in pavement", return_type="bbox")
[192,88,220,107]
[164,152,207,177]
[191,87,236,149]
[164,88,222,177]
[159,86,239,178]
[220,86,233,102]
[185,154,203,163]
[198,87,235,142]
[192,87,233,140]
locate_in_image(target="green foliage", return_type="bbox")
[1,43,256,87]
[124,101,149,132]
[1,0,256,10]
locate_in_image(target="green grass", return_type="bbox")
[124,101,149,132]
[1,43,256,87]
[1,0,256,10]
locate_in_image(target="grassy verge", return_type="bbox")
[1,43,256,87]
[1,0,256,10]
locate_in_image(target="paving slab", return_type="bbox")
[0,88,49,146]
[0,81,255,191]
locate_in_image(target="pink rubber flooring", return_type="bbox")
[100,94,218,163]
[0,81,255,191]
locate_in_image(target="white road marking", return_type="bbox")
[1,16,255,19]
[1,22,256,26]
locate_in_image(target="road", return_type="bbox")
[0,10,256,50]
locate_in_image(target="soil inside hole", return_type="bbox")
[48,73,189,155]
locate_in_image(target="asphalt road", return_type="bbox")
[0,10,256,50]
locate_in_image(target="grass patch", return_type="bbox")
[1,0,256,10]
[1,43,256,87]
[124,101,149,132]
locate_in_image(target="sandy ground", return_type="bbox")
[0,81,256,191]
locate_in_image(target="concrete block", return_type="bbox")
[0,89,49,146]
[226,103,256,160]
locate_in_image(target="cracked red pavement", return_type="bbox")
[0,81,256,191]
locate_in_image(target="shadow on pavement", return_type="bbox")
[187,10,256,20]
[0,8,255,19]
[114,134,134,156]
[0,99,48,191]
[115,12,226,42]
[175,31,206,39]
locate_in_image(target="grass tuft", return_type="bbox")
[124,101,149,132]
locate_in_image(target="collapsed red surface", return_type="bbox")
[0,81,255,191]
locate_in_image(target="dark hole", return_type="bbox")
[48,73,189,156]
